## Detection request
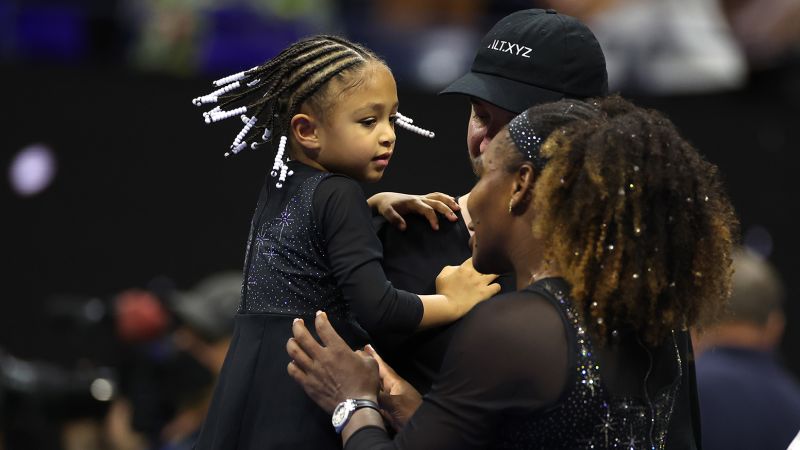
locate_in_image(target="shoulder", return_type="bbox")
[456,289,567,354]
[314,174,367,205]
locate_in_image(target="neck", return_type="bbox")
[508,222,554,290]
[289,142,327,172]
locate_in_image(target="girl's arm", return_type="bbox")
[315,176,496,335]
[417,258,499,329]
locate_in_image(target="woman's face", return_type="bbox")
[467,132,515,275]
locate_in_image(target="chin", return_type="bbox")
[363,171,385,183]
[473,249,509,276]
[472,253,492,275]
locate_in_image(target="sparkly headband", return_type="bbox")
[507,109,547,171]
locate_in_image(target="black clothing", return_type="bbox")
[373,208,515,393]
[346,278,697,450]
[195,162,423,450]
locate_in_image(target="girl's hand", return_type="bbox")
[364,345,422,432]
[286,312,380,414]
[367,192,460,231]
[436,257,500,319]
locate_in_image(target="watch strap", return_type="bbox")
[333,398,380,434]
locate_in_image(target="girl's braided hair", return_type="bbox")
[193,35,385,156]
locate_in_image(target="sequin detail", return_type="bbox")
[496,279,682,449]
[239,173,348,319]
[508,109,546,170]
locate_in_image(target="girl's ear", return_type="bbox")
[290,113,321,151]
[508,162,536,215]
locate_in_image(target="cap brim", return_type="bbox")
[439,71,566,114]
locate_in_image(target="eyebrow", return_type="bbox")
[353,102,399,114]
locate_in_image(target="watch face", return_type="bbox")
[332,399,356,428]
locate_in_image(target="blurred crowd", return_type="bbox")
[1,0,799,92]
[2,1,800,449]
[0,272,241,450]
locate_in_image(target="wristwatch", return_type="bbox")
[331,398,380,434]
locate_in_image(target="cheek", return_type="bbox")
[466,122,484,157]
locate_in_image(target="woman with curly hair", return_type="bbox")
[285,97,738,449]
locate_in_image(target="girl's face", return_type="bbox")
[467,132,515,275]
[315,62,399,183]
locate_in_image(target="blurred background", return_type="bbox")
[1,0,799,448]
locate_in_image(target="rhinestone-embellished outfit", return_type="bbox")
[195,161,423,450]
[347,278,700,449]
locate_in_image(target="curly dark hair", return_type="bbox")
[528,96,738,346]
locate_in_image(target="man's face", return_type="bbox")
[466,98,517,174]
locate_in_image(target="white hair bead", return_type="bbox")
[207,106,248,123]
[396,118,435,139]
[212,67,257,87]
[396,112,413,124]
[192,81,241,106]
[231,116,258,149]
[271,135,288,177]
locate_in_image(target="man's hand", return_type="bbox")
[368,192,460,231]
[286,312,380,413]
[364,345,422,432]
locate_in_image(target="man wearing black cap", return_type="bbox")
[372,8,608,394]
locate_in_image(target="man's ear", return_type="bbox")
[508,163,535,214]
[290,113,321,152]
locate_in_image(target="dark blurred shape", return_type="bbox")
[694,247,800,450]
[16,5,87,61]
[197,7,312,76]
[0,349,116,450]
[168,271,240,343]
[743,225,774,259]
[115,289,171,343]
[720,0,800,69]
[542,0,747,95]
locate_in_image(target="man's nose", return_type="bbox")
[479,135,491,154]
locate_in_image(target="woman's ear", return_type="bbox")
[290,113,321,153]
[509,163,536,215]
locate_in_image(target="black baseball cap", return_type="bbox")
[440,9,608,114]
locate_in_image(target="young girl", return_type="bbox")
[190,35,499,449]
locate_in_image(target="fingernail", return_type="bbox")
[315,310,323,317]
[293,318,301,324]
[365,344,375,352]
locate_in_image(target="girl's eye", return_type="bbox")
[389,115,398,124]
[360,118,377,127]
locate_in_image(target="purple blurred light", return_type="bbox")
[9,144,57,197]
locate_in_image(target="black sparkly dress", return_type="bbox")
[194,161,423,450]
[346,278,700,450]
